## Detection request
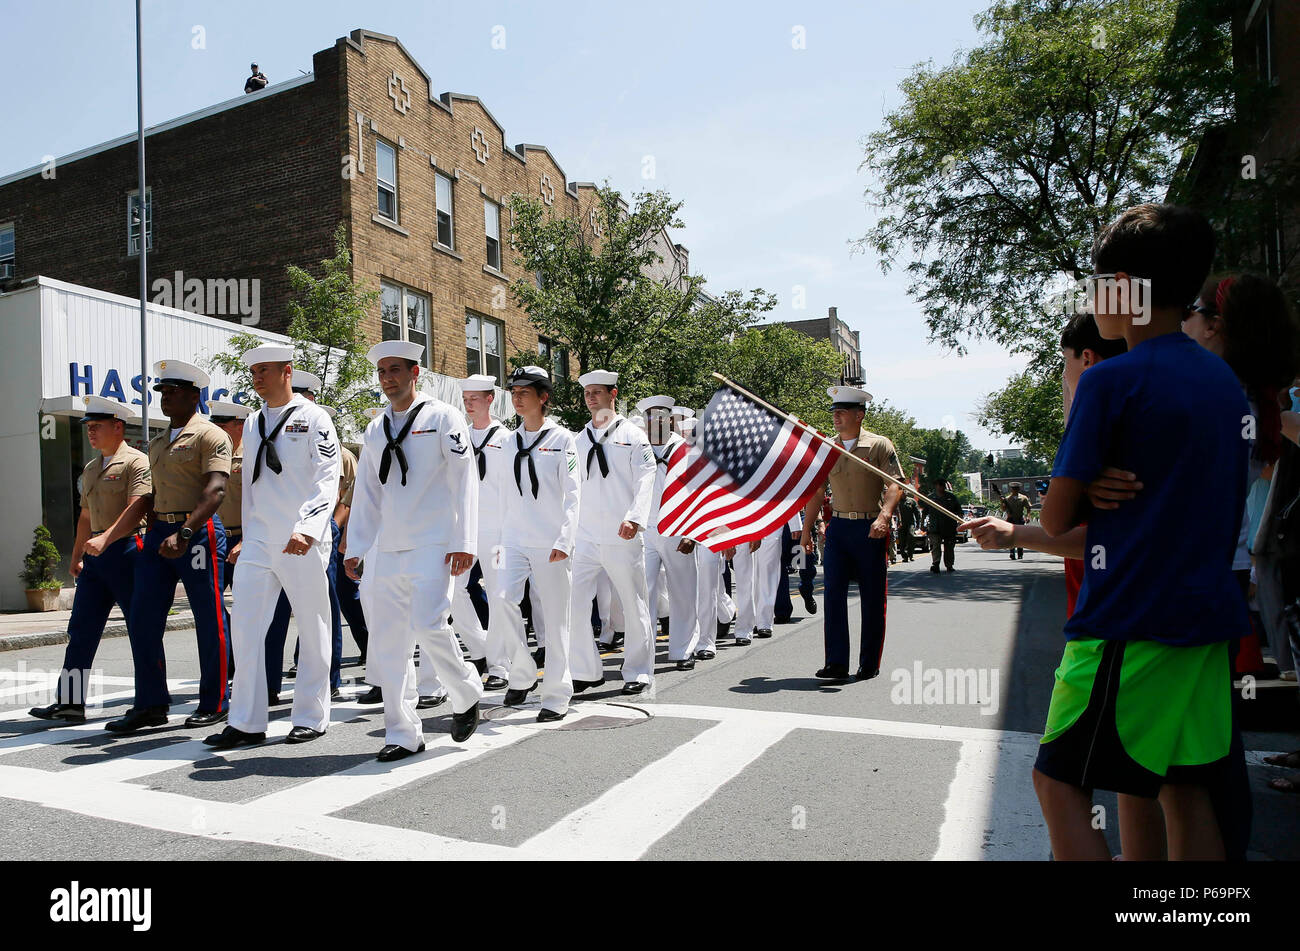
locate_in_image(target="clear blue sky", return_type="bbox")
[5,0,1030,449]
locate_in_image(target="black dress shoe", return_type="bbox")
[675,659,696,671]
[622,682,647,695]
[184,710,227,729]
[417,694,448,709]
[450,703,479,743]
[503,681,539,706]
[536,708,567,723]
[285,664,297,679]
[695,649,716,660]
[29,703,85,723]
[608,632,624,651]
[471,656,488,675]
[803,594,818,614]
[377,742,424,762]
[357,685,383,704]
[268,692,282,707]
[716,621,729,640]
[532,648,546,667]
[855,668,881,681]
[330,688,342,701]
[735,636,752,646]
[815,665,851,680]
[946,565,955,572]
[105,705,169,733]
[773,616,794,625]
[572,678,604,694]
[483,675,509,691]
[203,725,266,748]
[755,628,773,638]
[930,564,940,574]
[285,725,325,744]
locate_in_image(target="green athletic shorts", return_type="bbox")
[1034,637,1232,798]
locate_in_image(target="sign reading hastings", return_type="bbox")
[150,270,260,326]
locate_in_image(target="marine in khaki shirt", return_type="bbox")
[800,383,904,682]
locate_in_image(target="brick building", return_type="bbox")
[0,28,694,387]
[769,306,862,381]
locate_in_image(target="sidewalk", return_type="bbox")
[0,585,203,652]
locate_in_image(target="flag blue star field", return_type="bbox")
[657,387,838,551]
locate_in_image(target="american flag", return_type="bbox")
[656,387,839,551]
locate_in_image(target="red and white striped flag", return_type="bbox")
[657,386,839,551]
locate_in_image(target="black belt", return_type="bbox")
[156,512,193,523]
[90,528,145,539]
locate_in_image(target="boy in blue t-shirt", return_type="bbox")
[1037,203,1250,861]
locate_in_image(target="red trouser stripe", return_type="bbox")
[206,519,228,701]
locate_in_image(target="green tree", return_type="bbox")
[207,223,378,437]
[856,0,1235,365]
[507,186,775,427]
[717,324,844,434]
[975,370,1066,461]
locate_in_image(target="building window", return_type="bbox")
[1253,5,1274,83]
[537,337,569,382]
[0,224,13,278]
[376,141,398,221]
[435,171,454,249]
[380,280,430,366]
[127,189,152,256]
[484,198,501,271]
[466,311,504,385]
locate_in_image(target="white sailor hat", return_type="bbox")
[152,359,209,391]
[366,340,424,366]
[678,417,699,435]
[459,374,498,393]
[827,384,873,408]
[636,394,675,414]
[629,415,646,430]
[577,369,618,388]
[79,395,137,424]
[207,400,253,422]
[670,405,695,418]
[241,344,294,368]
[507,365,552,392]
[291,369,323,393]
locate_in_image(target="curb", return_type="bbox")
[0,613,197,653]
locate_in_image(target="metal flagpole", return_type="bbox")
[136,0,149,438]
[709,372,965,525]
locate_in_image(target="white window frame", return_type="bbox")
[126,188,152,256]
[466,311,505,386]
[484,198,501,271]
[435,171,455,249]
[379,280,430,367]
[376,140,398,222]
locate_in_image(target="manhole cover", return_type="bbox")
[482,701,652,731]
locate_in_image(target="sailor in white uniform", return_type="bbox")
[637,395,700,670]
[457,373,512,692]
[566,370,657,696]
[493,366,582,721]
[343,341,483,760]
[204,345,340,749]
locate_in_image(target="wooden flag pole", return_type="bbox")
[709,373,965,525]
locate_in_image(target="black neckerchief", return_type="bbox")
[585,417,623,478]
[250,406,295,484]
[473,424,501,481]
[514,425,548,498]
[652,435,676,468]
[379,401,427,486]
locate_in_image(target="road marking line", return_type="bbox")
[0,763,522,861]
[520,719,792,860]
[250,716,542,817]
[933,737,1048,860]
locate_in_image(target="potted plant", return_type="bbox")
[21,525,63,612]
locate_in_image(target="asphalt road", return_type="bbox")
[1,542,1296,861]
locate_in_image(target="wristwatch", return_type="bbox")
[178,526,194,542]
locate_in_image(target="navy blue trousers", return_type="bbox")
[774,524,818,621]
[822,517,888,671]
[59,534,142,704]
[128,518,230,712]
